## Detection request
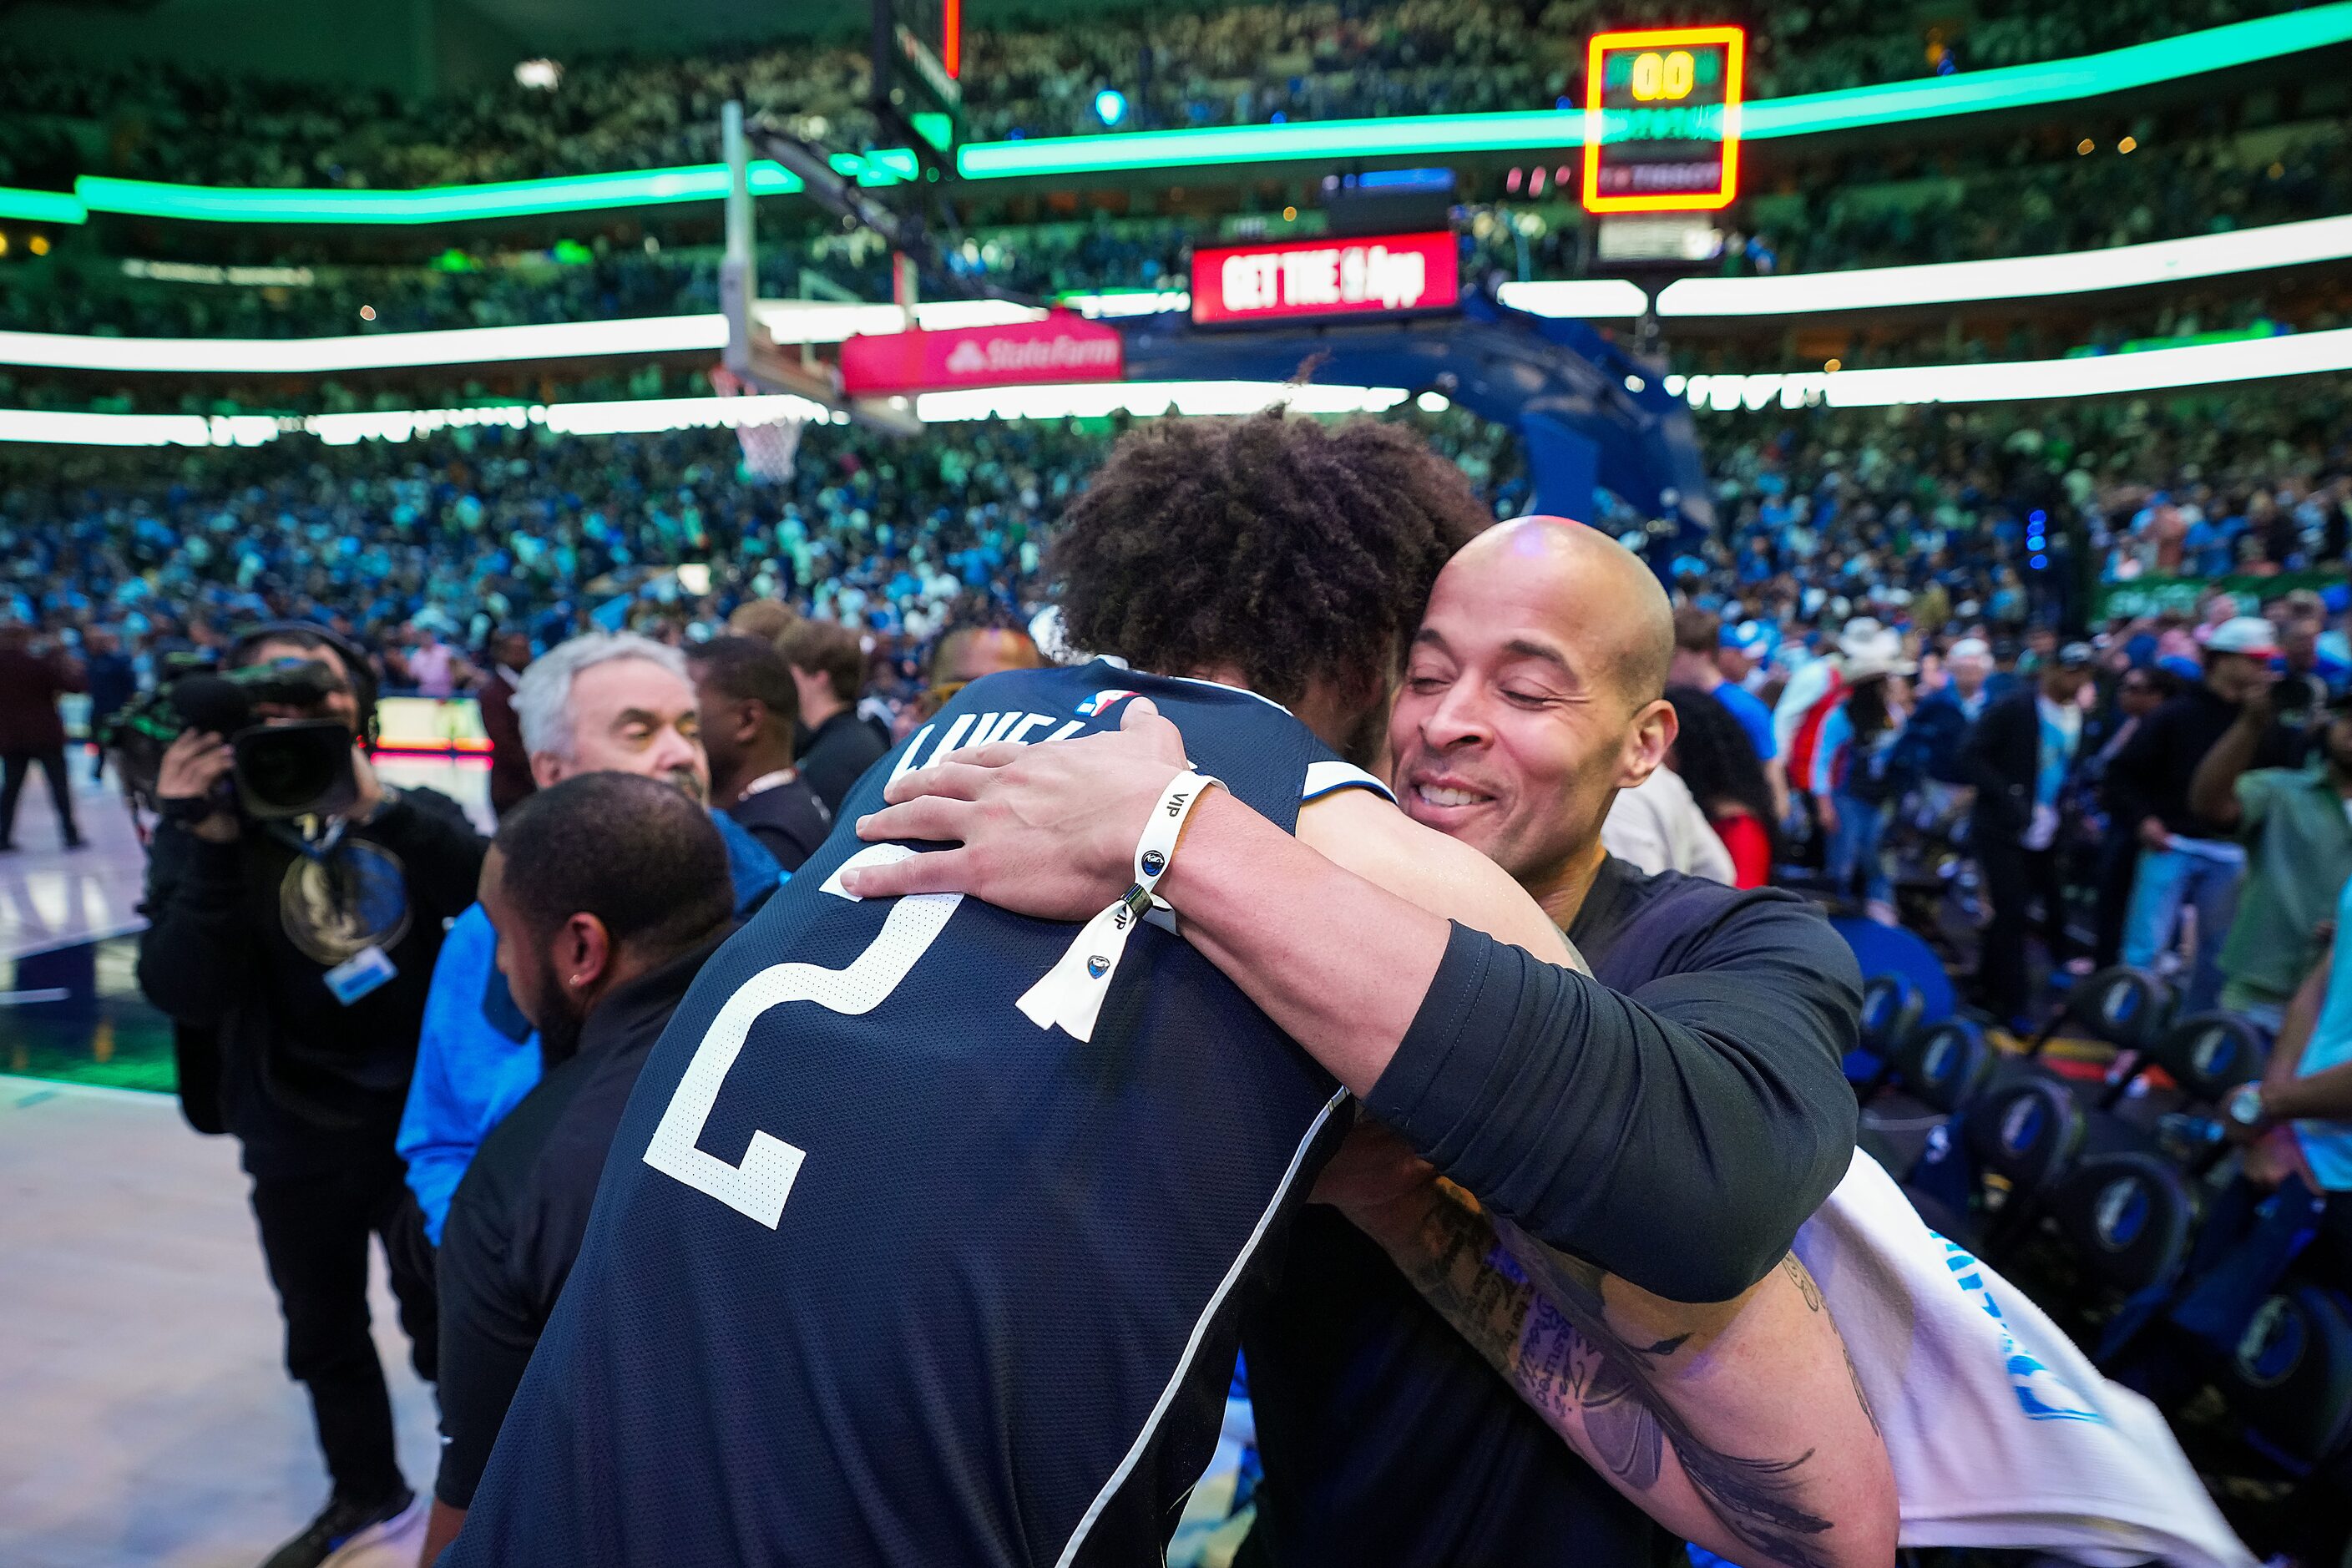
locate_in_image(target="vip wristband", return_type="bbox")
[1017,769,1222,1042]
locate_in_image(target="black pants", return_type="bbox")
[1978,830,2069,1024]
[0,746,79,846]
[248,1156,438,1505]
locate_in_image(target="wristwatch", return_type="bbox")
[2225,1082,2268,1128]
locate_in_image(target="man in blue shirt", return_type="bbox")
[397,633,781,1243]
[2238,879,2352,1194]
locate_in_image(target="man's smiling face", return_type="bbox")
[1388,519,1675,893]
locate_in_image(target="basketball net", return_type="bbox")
[708,365,805,485]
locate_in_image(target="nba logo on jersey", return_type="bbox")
[1075,687,1138,717]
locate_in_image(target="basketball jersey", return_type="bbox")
[446,660,1387,1568]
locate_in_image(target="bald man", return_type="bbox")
[857,518,1884,1568]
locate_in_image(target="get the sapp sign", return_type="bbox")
[1191,231,1459,325]
[837,312,1125,397]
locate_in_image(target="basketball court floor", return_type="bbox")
[0,757,480,1568]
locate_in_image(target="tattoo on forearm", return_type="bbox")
[1397,1192,1836,1568]
[1783,1252,1825,1313]
[1788,1252,1881,1438]
[1842,1343,1882,1439]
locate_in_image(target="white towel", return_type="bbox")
[1797,1152,2254,1568]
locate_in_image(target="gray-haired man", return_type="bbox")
[396,633,782,1249]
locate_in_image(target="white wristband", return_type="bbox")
[1017,769,1221,1042]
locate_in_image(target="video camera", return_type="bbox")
[104,659,361,820]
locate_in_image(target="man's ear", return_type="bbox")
[530,751,566,789]
[736,698,767,746]
[1617,698,1677,791]
[559,913,615,995]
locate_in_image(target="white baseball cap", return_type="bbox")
[2203,616,2280,658]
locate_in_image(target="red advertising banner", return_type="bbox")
[837,311,1124,397]
[1190,231,1459,326]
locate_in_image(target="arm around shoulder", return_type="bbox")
[1303,792,1860,1303]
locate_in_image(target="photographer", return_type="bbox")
[134,623,485,1568]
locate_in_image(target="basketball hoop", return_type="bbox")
[709,365,806,485]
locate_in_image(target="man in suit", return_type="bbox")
[1960,642,2095,1026]
[476,629,535,820]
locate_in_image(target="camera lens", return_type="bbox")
[235,722,357,817]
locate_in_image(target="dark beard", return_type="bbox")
[539,1002,586,1070]
[533,949,589,1070]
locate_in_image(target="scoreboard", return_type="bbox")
[1581,26,1746,214]
[873,0,963,159]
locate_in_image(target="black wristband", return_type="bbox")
[159,795,221,827]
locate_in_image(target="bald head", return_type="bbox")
[1390,515,1682,903]
[1444,518,1675,711]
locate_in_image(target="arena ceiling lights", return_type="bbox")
[1651,214,2352,316]
[0,299,1040,375]
[8,324,2352,449]
[1494,280,1651,319]
[0,382,1399,447]
[8,205,2344,377]
[0,315,732,375]
[6,5,2346,229]
[1667,325,2352,410]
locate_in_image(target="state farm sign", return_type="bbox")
[837,311,1125,397]
[1191,231,1459,326]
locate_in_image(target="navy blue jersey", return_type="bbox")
[448,661,1386,1568]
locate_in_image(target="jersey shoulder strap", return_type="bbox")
[865,660,1384,835]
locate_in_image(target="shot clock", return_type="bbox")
[1582,26,1747,214]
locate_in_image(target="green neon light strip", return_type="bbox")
[74,148,919,226]
[0,186,90,225]
[956,3,2352,177]
[33,4,2352,225]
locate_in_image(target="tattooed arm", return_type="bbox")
[1318,1121,1897,1568]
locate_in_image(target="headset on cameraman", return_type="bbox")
[225,620,384,749]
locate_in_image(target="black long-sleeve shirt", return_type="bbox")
[434,928,725,1511]
[1248,858,1861,1568]
[794,708,889,816]
[1367,874,1859,1304]
[136,788,485,1173]
[2107,684,2298,841]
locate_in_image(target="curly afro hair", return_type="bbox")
[1049,412,1491,706]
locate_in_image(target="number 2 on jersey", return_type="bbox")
[643,844,961,1227]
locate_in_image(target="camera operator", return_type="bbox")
[134,623,486,1568]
